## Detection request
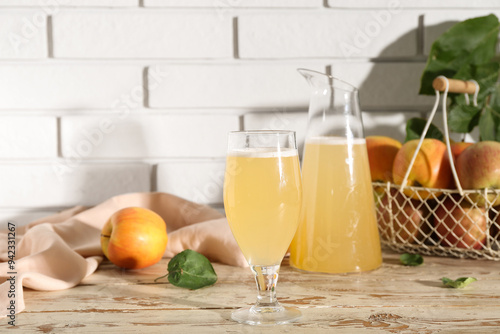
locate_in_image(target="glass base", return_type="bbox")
[231,304,301,326]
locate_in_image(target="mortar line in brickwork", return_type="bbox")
[233,17,239,59]
[46,16,54,58]
[142,68,149,108]
[417,14,424,56]
[56,117,62,158]
[150,164,157,192]
[238,115,244,131]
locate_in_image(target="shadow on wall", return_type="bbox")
[355,20,462,142]
[6,117,151,227]
[60,116,151,204]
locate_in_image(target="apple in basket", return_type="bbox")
[392,139,453,199]
[450,141,473,163]
[456,141,500,206]
[366,136,402,183]
[377,189,428,244]
[101,207,168,269]
[434,198,487,250]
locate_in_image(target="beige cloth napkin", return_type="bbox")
[0,192,247,318]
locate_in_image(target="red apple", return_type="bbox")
[456,141,500,206]
[451,141,473,163]
[494,213,500,242]
[393,139,452,199]
[366,136,402,183]
[434,198,487,249]
[101,207,168,269]
[377,189,428,244]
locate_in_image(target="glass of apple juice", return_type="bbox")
[223,130,303,326]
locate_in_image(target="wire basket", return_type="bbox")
[374,76,500,260]
[374,182,500,260]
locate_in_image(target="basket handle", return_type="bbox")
[400,76,479,196]
[433,77,479,95]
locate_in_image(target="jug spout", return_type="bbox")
[297,68,358,93]
[297,68,364,139]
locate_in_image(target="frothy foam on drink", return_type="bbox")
[306,136,366,145]
[228,147,298,158]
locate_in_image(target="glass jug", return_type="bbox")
[289,69,382,274]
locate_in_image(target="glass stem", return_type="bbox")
[250,264,281,309]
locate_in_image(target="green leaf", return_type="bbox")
[479,106,500,141]
[480,83,500,141]
[420,14,500,95]
[448,104,481,133]
[452,62,500,106]
[441,277,477,289]
[405,118,444,142]
[400,253,424,266]
[156,249,217,290]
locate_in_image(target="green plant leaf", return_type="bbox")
[420,14,499,95]
[400,253,424,266]
[479,106,500,141]
[156,249,217,290]
[448,104,481,133]
[452,62,500,106]
[441,277,477,289]
[405,118,444,142]
[479,83,500,141]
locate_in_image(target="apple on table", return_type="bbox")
[101,207,168,270]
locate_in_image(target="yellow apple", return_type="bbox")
[101,207,168,269]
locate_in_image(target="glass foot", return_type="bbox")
[231,304,301,326]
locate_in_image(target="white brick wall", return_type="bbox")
[238,11,418,58]
[0,65,142,109]
[327,1,500,9]
[0,12,47,59]
[148,64,321,109]
[60,114,239,158]
[0,2,493,225]
[0,163,150,208]
[157,161,226,205]
[0,116,57,158]
[329,62,435,110]
[0,0,137,6]
[143,0,322,8]
[53,11,233,59]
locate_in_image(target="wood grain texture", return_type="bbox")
[4,250,500,333]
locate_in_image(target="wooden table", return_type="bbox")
[5,250,500,333]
